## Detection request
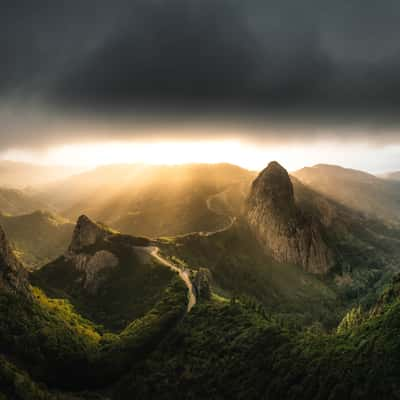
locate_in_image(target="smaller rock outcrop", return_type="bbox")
[69,215,110,253]
[65,215,119,294]
[0,224,30,296]
[193,268,212,300]
[246,162,334,274]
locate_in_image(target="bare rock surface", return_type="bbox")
[66,215,119,293]
[246,162,334,274]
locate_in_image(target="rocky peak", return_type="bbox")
[246,161,334,274]
[248,161,297,225]
[66,215,118,294]
[69,215,109,253]
[0,225,30,296]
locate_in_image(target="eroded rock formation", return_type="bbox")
[246,162,334,274]
[66,215,119,293]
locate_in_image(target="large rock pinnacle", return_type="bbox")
[246,162,334,274]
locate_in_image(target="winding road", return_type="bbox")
[134,190,238,313]
[140,246,196,312]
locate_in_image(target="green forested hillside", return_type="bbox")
[0,278,187,393]
[116,278,400,399]
[1,226,400,399]
[159,221,340,327]
[32,218,175,331]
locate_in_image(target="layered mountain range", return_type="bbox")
[0,161,400,399]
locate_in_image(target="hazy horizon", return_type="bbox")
[2,1,400,176]
[0,148,398,176]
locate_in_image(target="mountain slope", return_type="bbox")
[37,163,254,237]
[116,273,400,400]
[160,162,400,326]
[0,211,74,269]
[160,221,339,327]
[33,215,176,330]
[0,187,48,216]
[293,164,400,223]
[0,218,187,392]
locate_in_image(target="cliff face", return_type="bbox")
[246,162,334,274]
[68,215,110,253]
[65,215,119,294]
[0,225,30,296]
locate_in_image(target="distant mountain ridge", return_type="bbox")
[37,163,254,237]
[0,187,48,216]
[293,163,400,223]
[0,210,74,269]
[0,160,81,189]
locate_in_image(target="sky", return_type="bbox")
[1,0,400,172]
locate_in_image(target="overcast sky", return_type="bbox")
[2,1,400,171]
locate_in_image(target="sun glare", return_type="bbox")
[4,139,400,173]
[40,140,314,171]
[7,140,284,171]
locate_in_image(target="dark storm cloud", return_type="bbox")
[53,1,331,111]
[2,0,400,148]
[2,0,400,108]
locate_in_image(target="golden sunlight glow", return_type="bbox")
[5,140,297,171]
[3,139,399,173]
